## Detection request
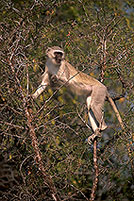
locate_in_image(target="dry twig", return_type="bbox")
[89,139,99,201]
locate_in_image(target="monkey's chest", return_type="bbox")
[50,74,68,88]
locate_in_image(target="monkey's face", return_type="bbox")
[46,46,65,65]
[54,52,63,64]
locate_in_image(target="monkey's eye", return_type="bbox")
[54,52,63,57]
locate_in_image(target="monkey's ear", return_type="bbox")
[46,47,51,55]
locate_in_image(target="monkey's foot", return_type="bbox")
[88,134,98,145]
[87,130,101,145]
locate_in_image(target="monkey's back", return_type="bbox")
[64,61,106,96]
[66,61,104,86]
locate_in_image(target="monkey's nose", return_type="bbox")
[57,58,61,63]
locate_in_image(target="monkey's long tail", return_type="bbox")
[107,94,125,130]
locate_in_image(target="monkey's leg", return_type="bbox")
[91,104,107,131]
[90,86,107,131]
[86,96,99,132]
[86,96,101,144]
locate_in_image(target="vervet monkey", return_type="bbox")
[32,46,124,141]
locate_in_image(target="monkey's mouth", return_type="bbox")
[56,58,62,64]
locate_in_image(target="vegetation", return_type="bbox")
[0,0,134,200]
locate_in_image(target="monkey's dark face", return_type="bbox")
[54,52,63,64]
[46,46,65,66]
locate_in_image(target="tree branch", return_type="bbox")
[90,139,99,201]
[8,58,60,201]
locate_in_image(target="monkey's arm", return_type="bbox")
[32,69,50,99]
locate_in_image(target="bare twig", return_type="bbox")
[100,38,107,82]
[89,139,99,201]
[0,121,25,130]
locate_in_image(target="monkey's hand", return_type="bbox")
[32,93,38,99]
[32,84,48,99]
